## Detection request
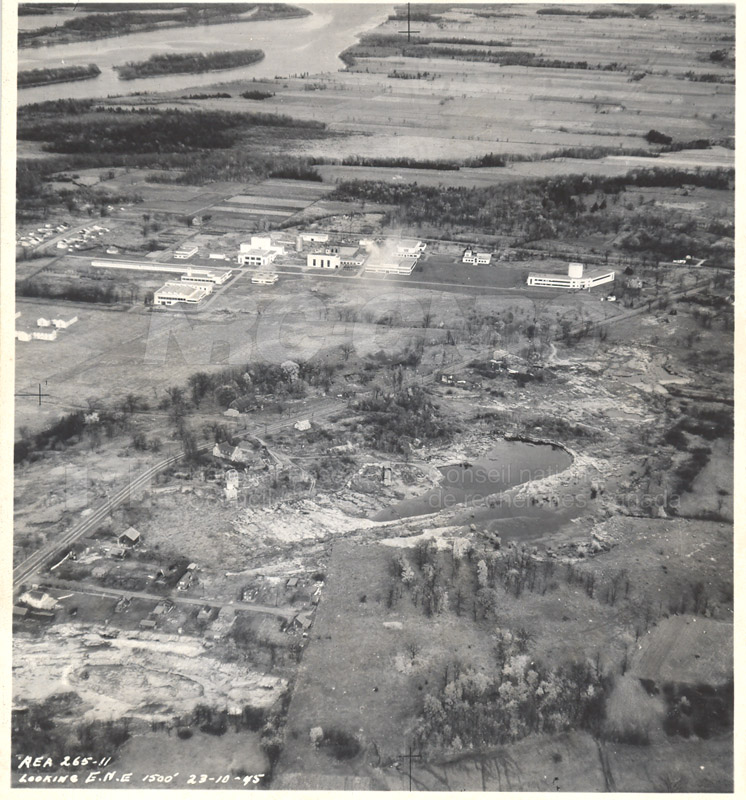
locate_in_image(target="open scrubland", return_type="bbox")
[13,2,733,791]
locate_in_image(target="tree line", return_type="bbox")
[18,106,324,156]
[18,64,101,88]
[114,49,265,81]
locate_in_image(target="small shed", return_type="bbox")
[286,577,299,588]
[294,419,311,432]
[119,526,141,547]
[13,606,28,619]
[139,618,157,630]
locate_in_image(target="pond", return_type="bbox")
[17,4,393,104]
[373,439,573,522]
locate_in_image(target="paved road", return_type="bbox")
[42,577,299,620]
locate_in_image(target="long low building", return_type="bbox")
[251,272,279,285]
[154,282,211,306]
[181,269,232,287]
[174,245,198,260]
[365,257,418,276]
[527,262,615,289]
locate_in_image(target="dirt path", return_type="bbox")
[42,576,299,619]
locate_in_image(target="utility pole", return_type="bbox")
[15,382,51,406]
[398,3,420,42]
[397,745,422,791]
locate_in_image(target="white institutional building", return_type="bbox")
[527,262,615,289]
[237,236,285,267]
[154,281,211,306]
[462,248,492,265]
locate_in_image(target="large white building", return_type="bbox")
[238,236,285,267]
[180,268,232,287]
[365,257,418,276]
[154,281,211,306]
[527,262,615,289]
[307,252,341,269]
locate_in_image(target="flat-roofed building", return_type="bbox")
[251,272,279,285]
[462,248,492,265]
[154,281,210,306]
[339,246,367,267]
[395,240,427,259]
[174,245,198,260]
[527,262,615,289]
[238,237,284,266]
[180,268,231,287]
[300,232,328,244]
[307,253,341,270]
[365,257,417,275]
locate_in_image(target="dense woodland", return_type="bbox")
[15,104,327,218]
[114,49,264,80]
[331,168,734,262]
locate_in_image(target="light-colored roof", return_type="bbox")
[154,281,206,300]
[120,526,141,541]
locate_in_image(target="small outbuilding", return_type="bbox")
[118,526,141,547]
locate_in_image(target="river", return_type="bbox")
[17,4,393,104]
[373,440,573,523]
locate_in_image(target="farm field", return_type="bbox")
[174,5,734,167]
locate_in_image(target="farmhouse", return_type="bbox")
[307,252,341,269]
[18,590,59,612]
[153,281,210,306]
[527,262,615,289]
[231,440,263,466]
[36,318,51,327]
[213,441,235,460]
[15,331,32,342]
[173,244,198,260]
[32,330,58,341]
[462,248,492,265]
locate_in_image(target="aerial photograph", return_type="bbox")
[8,0,735,792]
